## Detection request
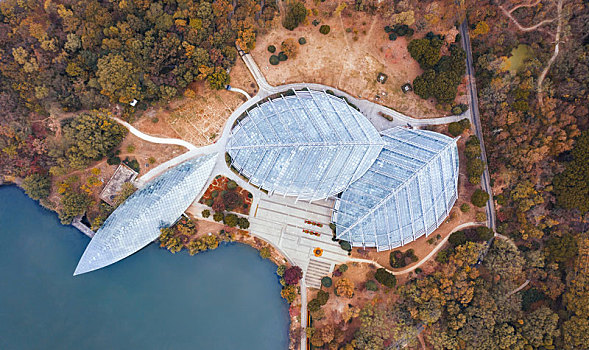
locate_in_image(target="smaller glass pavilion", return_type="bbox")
[74,154,217,275]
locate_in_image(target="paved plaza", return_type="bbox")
[249,196,348,288]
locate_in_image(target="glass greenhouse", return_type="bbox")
[333,127,459,251]
[226,90,384,201]
[74,154,217,275]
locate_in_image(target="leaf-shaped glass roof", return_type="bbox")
[333,127,459,251]
[226,90,383,201]
[74,154,217,275]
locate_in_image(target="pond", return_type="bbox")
[507,44,534,74]
[0,186,289,350]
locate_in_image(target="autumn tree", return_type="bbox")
[335,278,355,298]
[283,1,306,30]
[553,131,589,212]
[280,38,299,59]
[22,173,51,200]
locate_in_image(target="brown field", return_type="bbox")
[251,3,466,118]
[133,82,246,146]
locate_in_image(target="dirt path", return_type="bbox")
[348,222,484,275]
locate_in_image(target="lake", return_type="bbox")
[0,185,289,350]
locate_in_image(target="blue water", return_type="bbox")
[0,186,289,350]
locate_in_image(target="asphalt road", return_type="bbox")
[460,21,497,231]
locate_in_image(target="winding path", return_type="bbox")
[112,117,197,151]
[349,222,484,275]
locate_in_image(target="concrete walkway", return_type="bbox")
[112,117,197,151]
[227,86,252,100]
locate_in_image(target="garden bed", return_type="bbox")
[199,175,253,215]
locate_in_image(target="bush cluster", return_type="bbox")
[374,268,396,288]
[471,189,490,207]
[465,135,484,184]
[384,24,414,40]
[389,249,418,268]
[448,226,494,248]
[447,118,470,137]
[410,33,466,104]
[319,25,331,35]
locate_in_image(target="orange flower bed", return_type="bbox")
[313,247,323,257]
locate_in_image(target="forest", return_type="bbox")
[0,0,276,218]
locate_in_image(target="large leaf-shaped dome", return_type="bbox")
[333,127,459,251]
[226,90,383,201]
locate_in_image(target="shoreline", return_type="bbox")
[1,181,298,349]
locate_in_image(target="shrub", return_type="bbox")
[365,280,379,291]
[374,268,396,288]
[339,240,352,252]
[467,158,485,184]
[283,1,306,30]
[319,25,331,35]
[277,265,287,277]
[281,285,297,303]
[22,173,51,200]
[201,209,210,218]
[284,266,303,285]
[308,299,322,312]
[471,189,490,207]
[476,226,494,241]
[237,217,250,229]
[259,247,271,259]
[449,230,467,247]
[334,278,354,298]
[278,52,288,61]
[151,117,159,123]
[321,276,333,287]
[205,198,214,207]
[384,25,392,33]
[405,249,418,262]
[448,121,465,136]
[269,55,280,65]
[223,213,239,227]
[475,211,487,222]
[338,264,348,273]
[316,290,329,305]
[436,248,450,263]
[460,203,470,212]
[298,37,306,45]
[388,32,397,41]
[227,180,238,190]
[281,38,299,58]
[267,45,276,53]
[213,212,224,222]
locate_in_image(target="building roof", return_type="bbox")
[74,154,217,275]
[226,90,383,201]
[99,163,138,206]
[333,127,459,251]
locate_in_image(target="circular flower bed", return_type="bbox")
[314,247,323,257]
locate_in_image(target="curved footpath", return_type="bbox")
[112,117,197,151]
[349,222,485,275]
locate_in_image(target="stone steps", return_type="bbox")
[305,258,332,289]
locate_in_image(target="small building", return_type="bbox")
[401,83,413,93]
[99,164,139,206]
[377,72,388,84]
